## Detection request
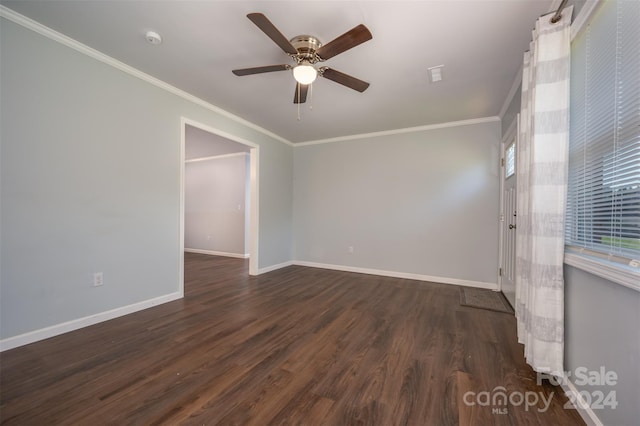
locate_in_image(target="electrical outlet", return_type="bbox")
[93,272,103,287]
[348,246,354,254]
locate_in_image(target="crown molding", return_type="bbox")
[295,116,500,147]
[0,5,293,147]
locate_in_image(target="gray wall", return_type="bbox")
[501,86,521,136]
[564,267,640,425]
[185,154,248,255]
[293,121,501,285]
[0,18,293,340]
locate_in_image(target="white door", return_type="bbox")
[500,134,517,307]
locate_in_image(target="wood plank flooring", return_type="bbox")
[0,253,584,425]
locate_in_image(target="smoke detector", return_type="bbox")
[145,31,162,45]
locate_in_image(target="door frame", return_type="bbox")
[179,117,260,296]
[497,115,518,292]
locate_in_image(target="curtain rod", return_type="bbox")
[550,0,569,23]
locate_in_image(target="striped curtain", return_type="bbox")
[516,6,573,377]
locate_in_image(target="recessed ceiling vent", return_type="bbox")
[428,65,444,83]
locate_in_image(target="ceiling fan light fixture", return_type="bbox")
[293,62,318,85]
[233,13,373,104]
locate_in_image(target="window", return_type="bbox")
[566,1,640,268]
[505,141,516,179]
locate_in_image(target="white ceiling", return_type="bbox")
[2,0,558,143]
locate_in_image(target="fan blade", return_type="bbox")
[321,68,370,92]
[316,24,372,60]
[294,83,309,104]
[247,13,298,55]
[232,64,290,76]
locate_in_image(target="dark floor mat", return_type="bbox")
[460,287,515,314]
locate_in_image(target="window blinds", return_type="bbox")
[566,0,640,260]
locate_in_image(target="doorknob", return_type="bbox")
[509,224,516,230]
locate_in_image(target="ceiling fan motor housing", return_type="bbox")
[290,35,322,62]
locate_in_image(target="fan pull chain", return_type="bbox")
[309,83,313,110]
[297,84,301,121]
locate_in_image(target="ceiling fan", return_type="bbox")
[232,13,373,104]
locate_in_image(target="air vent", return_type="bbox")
[428,65,444,83]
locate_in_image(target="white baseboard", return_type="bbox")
[0,291,182,352]
[560,378,604,426]
[184,248,249,259]
[0,262,494,351]
[292,261,498,290]
[257,261,294,274]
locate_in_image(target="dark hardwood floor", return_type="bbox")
[1,253,584,425]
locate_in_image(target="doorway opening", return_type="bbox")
[179,118,259,295]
